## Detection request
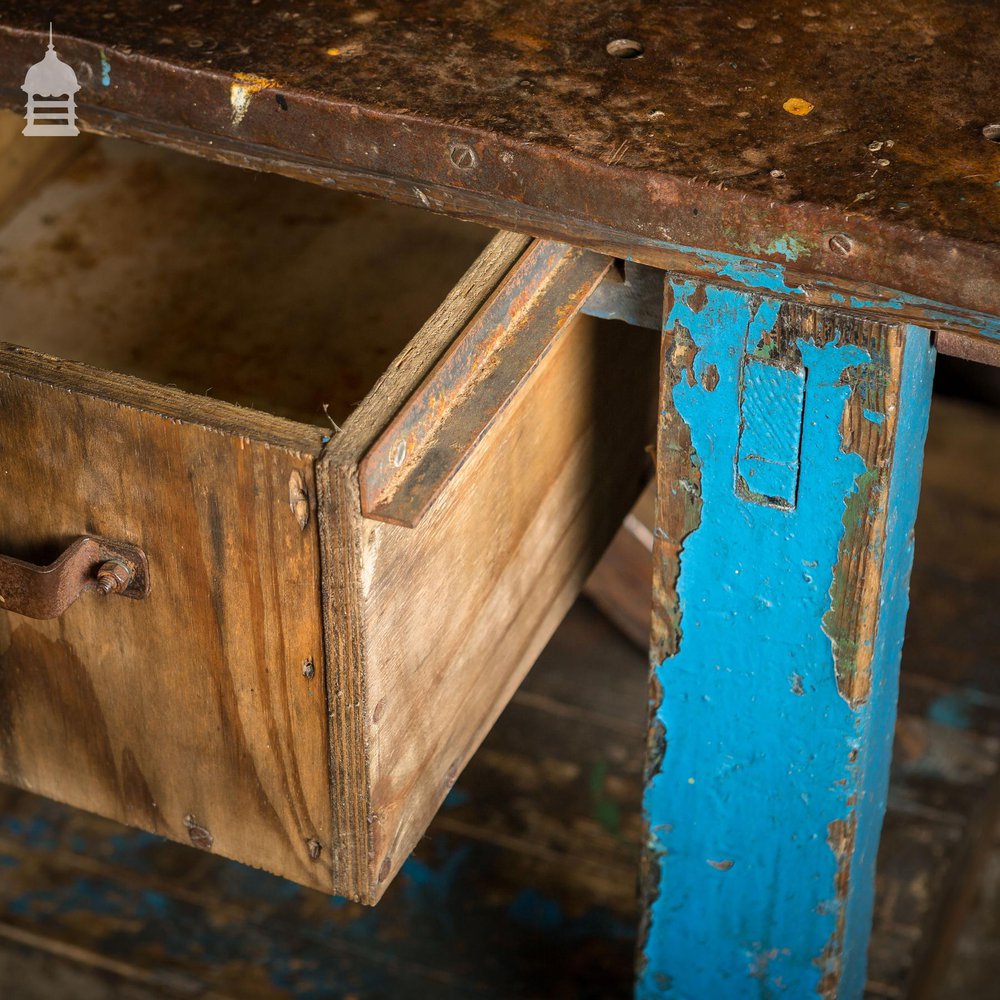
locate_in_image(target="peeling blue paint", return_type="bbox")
[766,235,810,262]
[588,241,1000,344]
[641,280,935,998]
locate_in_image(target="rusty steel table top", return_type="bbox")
[0,1,997,316]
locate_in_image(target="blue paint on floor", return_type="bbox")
[928,691,976,730]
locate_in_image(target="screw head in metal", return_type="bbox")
[828,233,854,256]
[389,439,407,467]
[448,142,479,171]
[96,559,132,595]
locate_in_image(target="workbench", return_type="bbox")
[0,3,997,997]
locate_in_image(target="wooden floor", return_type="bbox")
[0,392,997,999]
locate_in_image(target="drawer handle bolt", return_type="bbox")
[0,536,149,619]
[96,559,133,595]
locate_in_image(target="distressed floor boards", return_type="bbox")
[0,393,997,998]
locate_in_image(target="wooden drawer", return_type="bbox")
[0,135,658,902]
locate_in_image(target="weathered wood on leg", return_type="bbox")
[639,277,936,997]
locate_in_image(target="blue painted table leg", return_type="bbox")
[638,279,936,998]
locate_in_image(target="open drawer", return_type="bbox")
[0,134,658,902]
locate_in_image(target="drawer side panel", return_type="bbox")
[359,313,659,900]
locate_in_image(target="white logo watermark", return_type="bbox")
[22,23,80,137]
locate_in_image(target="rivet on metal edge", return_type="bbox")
[828,233,854,256]
[606,38,644,59]
[389,439,407,468]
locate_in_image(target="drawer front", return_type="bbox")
[0,351,333,887]
[0,234,658,901]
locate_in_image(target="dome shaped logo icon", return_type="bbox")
[22,24,80,137]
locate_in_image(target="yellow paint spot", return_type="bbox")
[230,73,278,126]
[324,42,365,59]
[783,97,814,116]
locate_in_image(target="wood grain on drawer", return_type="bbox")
[0,347,332,886]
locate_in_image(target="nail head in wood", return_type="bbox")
[288,470,310,530]
[183,814,213,851]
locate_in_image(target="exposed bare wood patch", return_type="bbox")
[650,302,704,667]
[820,812,858,992]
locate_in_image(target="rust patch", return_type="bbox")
[936,329,1000,366]
[687,284,708,314]
[0,2,997,320]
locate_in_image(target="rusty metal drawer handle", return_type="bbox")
[0,536,150,620]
